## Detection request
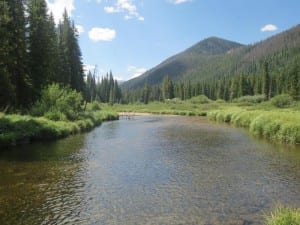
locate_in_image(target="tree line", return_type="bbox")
[0,0,86,110]
[86,70,122,104]
[122,56,299,103]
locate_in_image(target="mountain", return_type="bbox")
[122,25,300,90]
[122,37,243,89]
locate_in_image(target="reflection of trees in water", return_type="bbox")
[0,134,87,225]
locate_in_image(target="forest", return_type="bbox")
[0,0,121,111]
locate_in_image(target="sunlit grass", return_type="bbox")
[0,110,118,147]
[265,206,300,225]
[208,109,300,144]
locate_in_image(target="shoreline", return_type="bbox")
[0,111,119,148]
[118,112,153,116]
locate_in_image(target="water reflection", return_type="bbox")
[0,116,299,225]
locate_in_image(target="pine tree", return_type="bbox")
[0,1,15,108]
[47,13,60,83]
[142,82,150,104]
[6,0,29,107]
[57,10,85,92]
[289,57,300,100]
[162,76,174,100]
[262,61,271,99]
[28,0,54,99]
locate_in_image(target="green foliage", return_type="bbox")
[208,108,300,144]
[189,95,211,104]
[234,95,266,104]
[31,84,83,121]
[86,71,122,104]
[86,101,102,111]
[265,206,300,225]
[162,76,174,100]
[271,94,294,108]
[0,110,118,147]
[44,109,67,121]
[0,1,85,110]
[215,99,226,103]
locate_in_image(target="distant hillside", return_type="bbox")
[122,25,300,90]
[122,37,243,89]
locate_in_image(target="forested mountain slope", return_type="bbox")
[122,37,243,89]
[122,24,300,94]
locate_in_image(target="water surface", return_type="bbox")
[0,116,299,225]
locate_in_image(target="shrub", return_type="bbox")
[235,95,266,104]
[215,99,226,103]
[189,95,211,104]
[270,94,294,108]
[88,101,102,111]
[30,84,83,121]
[44,109,67,121]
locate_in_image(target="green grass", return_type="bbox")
[265,206,300,225]
[0,110,118,147]
[208,109,300,144]
[104,100,223,116]
[102,96,300,145]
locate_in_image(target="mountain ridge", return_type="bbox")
[122,24,300,90]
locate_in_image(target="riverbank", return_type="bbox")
[208,108,300,145]
[0,110,119,148]
[102,97,300,145]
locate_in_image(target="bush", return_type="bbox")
[234,95,266,104]
[86,101,102,111]
[30,84,83,121]
[215,99,226,103]
[44,109,67,121]
[189,95,211,104]
[271,94,294,108]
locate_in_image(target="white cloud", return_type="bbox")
[46,0,75,24]
[104,0,144,21]
[75,25,84,34]
[168,0,190,4]
[89,27,116,42]
[104,6,118,13]
[128,65,147,78]
[261,24,278,32]
[84,64,97,74]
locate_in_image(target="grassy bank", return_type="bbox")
[207,108,300,144]
[103,94,300,145]
[265,206,300,225]
[0,110,118,147]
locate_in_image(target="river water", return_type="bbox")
[0,116,299,225]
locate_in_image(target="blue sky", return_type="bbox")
[46,0,300,81]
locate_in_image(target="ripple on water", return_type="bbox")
[0,116,299,225]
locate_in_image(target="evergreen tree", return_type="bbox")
[47,13,60,83]
[262,61,271,99]
[142,82,150,104]
[0,1,15,108]
[6,0,29,107]
[162,76,174,100]
[289,57,300,99]
[57,10,85,92]
[28,0,54,99]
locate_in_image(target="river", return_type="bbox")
[0,115,299,225]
